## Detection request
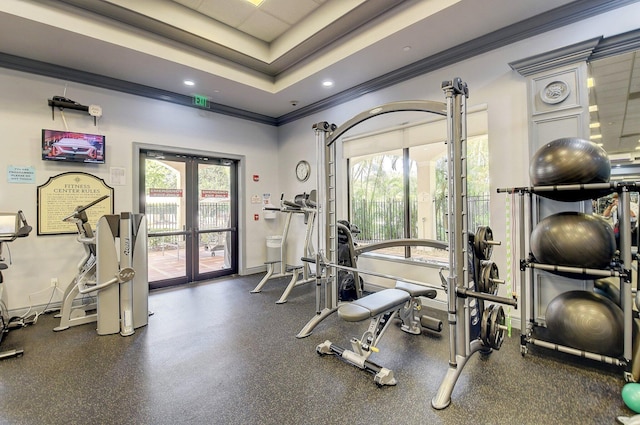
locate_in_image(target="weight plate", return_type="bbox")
[474,226,494,260]
[480,307,490,346]
[480,304,506,350]
[479,260,499,294]
[489,305,506,350]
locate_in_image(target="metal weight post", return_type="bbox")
[297,122,337,338]
[432,79,517,409]
[431,78,474,410]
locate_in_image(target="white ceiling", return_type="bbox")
[0,0,637,155]
[172,0,329,44]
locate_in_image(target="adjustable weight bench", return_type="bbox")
[316,281,442,386]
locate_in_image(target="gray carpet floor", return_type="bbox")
[0,273,633,424]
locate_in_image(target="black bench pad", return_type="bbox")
[338,289,410,322]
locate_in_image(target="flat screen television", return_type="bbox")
[42,129,105,164]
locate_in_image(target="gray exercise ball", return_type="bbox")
[529,137,610,201]
[530,211,615,269]
[545,290,623,357]
[594,277,621,307]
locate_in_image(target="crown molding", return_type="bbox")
[0,52,277,126]
[1,0,637,126]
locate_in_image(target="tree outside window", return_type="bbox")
[349,134,489,263]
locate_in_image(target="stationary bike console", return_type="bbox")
[0,211,32,242]
[0,210,32,274]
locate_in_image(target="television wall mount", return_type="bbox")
[47,96,102,125]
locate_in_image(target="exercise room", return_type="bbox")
[1,1,640,423]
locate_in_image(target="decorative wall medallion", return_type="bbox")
[540,80,570,104]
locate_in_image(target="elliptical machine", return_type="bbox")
[54,195,111,331]
[0,210,32,359]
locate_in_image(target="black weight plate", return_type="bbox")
[489,305,505,350]
[480,307,490,346]
[474,226,494,260]
[479,260,499,294]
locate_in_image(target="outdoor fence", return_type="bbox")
[146,196,489,249]
[352,193,490,243]
[144,202,229,249]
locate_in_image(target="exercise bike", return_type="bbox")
[0,210,32,359]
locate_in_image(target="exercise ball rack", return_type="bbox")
[497,182,640,381]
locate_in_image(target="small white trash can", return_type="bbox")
[266,235,283,263]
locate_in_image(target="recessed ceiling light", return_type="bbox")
[589,105,598,112]
[244,0,264,6]
[589,122,600,129]
[184,80,195,86]
[322,80,334,88]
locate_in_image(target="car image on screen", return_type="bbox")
[48,137,99,161]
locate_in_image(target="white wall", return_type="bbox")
[276,3,640,323]
[0,69,279,312]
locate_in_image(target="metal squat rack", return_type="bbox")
[292,77,518,409]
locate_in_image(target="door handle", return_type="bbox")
[184,226,196,238]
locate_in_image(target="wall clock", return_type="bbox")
[295,160,311,182]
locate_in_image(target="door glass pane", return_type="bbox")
[198,163,232,273]
[145,157,187,281]
[198,231,231,272]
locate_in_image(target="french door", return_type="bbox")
[139,150,238,289]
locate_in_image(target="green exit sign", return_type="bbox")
[193,94,209,107]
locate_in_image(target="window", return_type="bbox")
[345,111,489,264]
[350,149,406,241]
